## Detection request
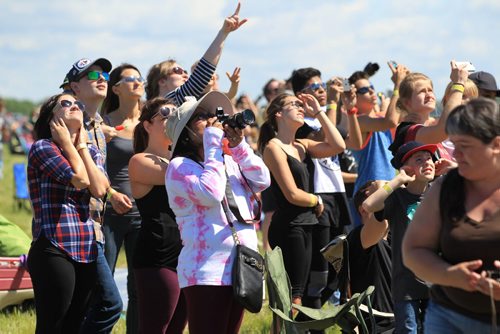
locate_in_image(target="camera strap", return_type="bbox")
[223,168,262,224]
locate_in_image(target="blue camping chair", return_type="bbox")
[13,163,30,211]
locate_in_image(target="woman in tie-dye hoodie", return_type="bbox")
[165,91,270,334]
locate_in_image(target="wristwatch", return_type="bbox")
[316,195,323,206]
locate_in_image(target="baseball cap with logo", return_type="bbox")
[65,58,112,83]
[468,71,500,97]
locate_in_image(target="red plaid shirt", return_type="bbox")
[28,139,105,263]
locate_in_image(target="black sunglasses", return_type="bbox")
[60,99,85,112]
[356,85,375,95]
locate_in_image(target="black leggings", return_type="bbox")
[269,223,313,298]
[27,236,97,334]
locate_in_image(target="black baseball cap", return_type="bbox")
[468,71,500,97]
[65,58,112,83]
[391,141,438,169]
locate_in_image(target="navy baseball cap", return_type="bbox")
[65,58,112,83]
[469,71,500,97]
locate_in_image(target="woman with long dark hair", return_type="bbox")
[28,93,109,333]
[129,97,186,333]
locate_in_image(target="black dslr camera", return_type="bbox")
[215,107,255,129]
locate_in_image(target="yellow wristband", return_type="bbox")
[76,143,87,152]
[107,188,116,201]
[309,194,318,207]
[326,103,337,111]
[382,183,393,195]
[393,89,399,97]
[451,84,465,93]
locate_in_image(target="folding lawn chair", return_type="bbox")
[265,246,375,334]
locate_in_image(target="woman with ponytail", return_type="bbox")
[129,97,186,333]
[258,93,346,311]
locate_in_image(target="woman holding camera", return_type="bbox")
[165,91,270,334]
[403,98,500,333]
[257,93,345,310]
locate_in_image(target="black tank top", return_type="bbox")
[133,185,182,269]
[270,148,317,226]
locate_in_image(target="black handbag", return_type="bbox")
[222,170,265,313]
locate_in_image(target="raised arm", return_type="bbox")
[225,67,241,100]
[414,60,469,144]
[299,93,346,158]
[339,84,363,149]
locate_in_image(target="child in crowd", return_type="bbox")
[362,141,455,333]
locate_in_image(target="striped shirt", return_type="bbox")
[164,57,216,106]
[28,139,105,263]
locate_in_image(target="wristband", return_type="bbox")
[76,143,88,152]
[392,89,399,97]
[326,103,337,112]
[107,188,116,201]
[309,194,318,207]
[314,109,325,118]
[347,107,358,115]
[382,183,393,195]
[451,84,465,93]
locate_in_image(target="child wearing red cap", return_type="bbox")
[361,141,456,333]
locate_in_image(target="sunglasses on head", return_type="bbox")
[85,71,110,81]
[59,99,85,112]
[356,85,375,95]
[153,106,176,119]
[115,76,146,86]
[169,67,188,76]
[302,82,326,92]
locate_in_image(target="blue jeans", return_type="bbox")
[425,300,500,334]
[394,299,427,334]
[103,215,141,334]
[80,242,123,334]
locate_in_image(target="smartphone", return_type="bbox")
[390,60,398,69]
[455,61,475,72]
[342,78,351,91]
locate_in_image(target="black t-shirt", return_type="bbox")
[348,225,393,313]
[375,188,429,302]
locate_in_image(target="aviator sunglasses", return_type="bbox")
[356,84,375,95]
[85,71,110,81]
[302,82,327,93]
[115,76,146,86]
[59,99,85,112]
[169,67,188,76]
[153,106,176,119]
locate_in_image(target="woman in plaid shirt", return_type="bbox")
[27,93,109,334]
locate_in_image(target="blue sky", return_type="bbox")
[1,0,498,105]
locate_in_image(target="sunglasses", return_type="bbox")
[115,76,146,86]
[153,106,176,119]
[169,67,188,76]
[302,82,326,92]
[284,100,304,109]
[192,111,216,122]
[85,71,110,81]
[59,99,85,112]
[356,85,375,95]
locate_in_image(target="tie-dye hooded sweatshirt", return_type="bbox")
[166,127,270,288]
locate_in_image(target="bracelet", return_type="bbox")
[382,183,393,195]
[314,109,325,118]
[393,89,399,97]
[309,194,318,207]
[76,143,87,152]
[347,107,358,115]
[107,188,116,201]
[326,103,337,112]
[451,84,465,93]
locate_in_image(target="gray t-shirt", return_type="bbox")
[375,187,429,302]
